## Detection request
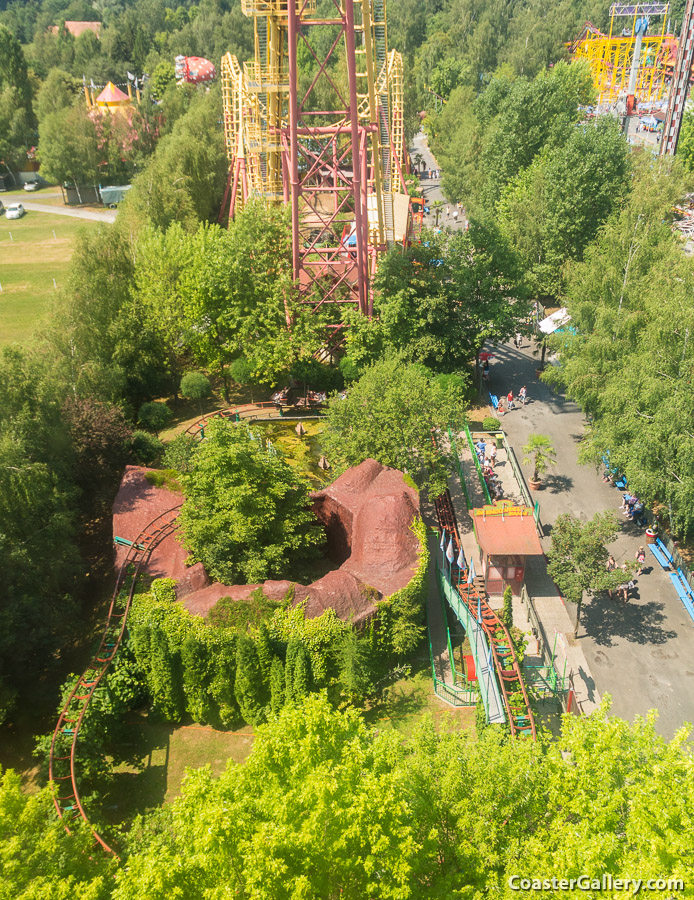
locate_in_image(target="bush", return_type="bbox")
[375,517,429,656]
[502,585,513,630]
[131,430,165,466]
[482,416,501,430]
[163,434,197,473]
[180,372,211,413]
[138,401,173,435]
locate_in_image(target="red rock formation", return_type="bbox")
[112,459,421,625]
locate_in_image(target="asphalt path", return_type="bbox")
[488,339,694,738]
[409,131,467,231]
[16,201,116,223]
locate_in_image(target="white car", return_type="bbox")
[5,203,25,219]
[23,180,40,192]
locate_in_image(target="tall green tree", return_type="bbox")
[351,222,528,369]
[546,154,694,537]
[321,357,465,496]
[431,61,595,212]
[111,693,694,899]
[37,103,101,185]
[0,767,115,899]
[498,116,630,297]
[546,512,630,634]
[179,420,324,584]
[134,207,323,396]
[234,634,267,725]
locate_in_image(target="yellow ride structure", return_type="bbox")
[220,0,409,320]
[569,4,673,106]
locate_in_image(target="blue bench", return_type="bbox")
[488,392,499,410]
[669,572,694,624]
[678,568,693,596]
[649,543,671,570]
[656,538,674,565]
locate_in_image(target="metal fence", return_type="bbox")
[502,436,542,535]
[462,423,492,504]
[519,584,571,706]
[447,428,472,509]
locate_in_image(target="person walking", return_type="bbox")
[486,441,497,468]
[506,390,514,411]
[519,385,527,406]
[514,332,522,349]
[635,546,646,575]
[618,563,632,603]
[607,554,617,598]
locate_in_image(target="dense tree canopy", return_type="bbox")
[345,223,528,372]
[322,357,465,496]
[545,155,694,538]
[498,116,630,296]
[179,420,324,584]
[4,694,693,898]
[430,61,596,214]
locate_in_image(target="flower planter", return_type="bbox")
[529,478,542,491]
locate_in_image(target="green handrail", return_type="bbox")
[447,427,472,509]
[463,423,492,504]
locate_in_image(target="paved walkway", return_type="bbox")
[18,201,116,223]
[408,131,467,231]
[447,426,600,714]
[487,338,694,737]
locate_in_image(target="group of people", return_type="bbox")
[475,438,504,500]
[606,546,646,603]
[497,387,527,415]
[619,492,647,525]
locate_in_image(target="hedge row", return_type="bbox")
[125,517,429,727]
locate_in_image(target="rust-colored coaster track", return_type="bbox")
[434,490,536,739]
[184,402,325,440]
[48,503,182,855]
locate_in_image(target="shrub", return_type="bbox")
[482,416,501,430]
[138,401,173,435]
[131,430,165,465]
[180,372,212,414]
[162,434,197,473]
[502,585,513,630]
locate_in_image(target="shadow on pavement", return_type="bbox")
[581,592,678,647]
[544,473,574,494]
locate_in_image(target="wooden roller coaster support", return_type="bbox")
[49,504,182,854]
[434,490,537,739]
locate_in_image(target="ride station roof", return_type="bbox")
[472,508,544,557]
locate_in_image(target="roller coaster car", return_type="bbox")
[271,387,327,409]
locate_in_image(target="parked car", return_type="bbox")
[23,180,40,192]
[6,203,25,219]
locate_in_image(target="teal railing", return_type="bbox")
[447,427,472,509]
[437,565,505,724]
[462,423,493,505]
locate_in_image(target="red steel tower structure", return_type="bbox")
[221,0,409,325]
[661,0,694,154]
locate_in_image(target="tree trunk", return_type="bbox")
[573,596,583,638]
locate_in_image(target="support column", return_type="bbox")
[287,0,301,283]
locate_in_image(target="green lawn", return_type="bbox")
[0,207,99,345]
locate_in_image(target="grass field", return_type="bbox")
[0,206,99,346]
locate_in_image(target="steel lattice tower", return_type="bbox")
[221,0,408,326]
[661,0,694,154]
